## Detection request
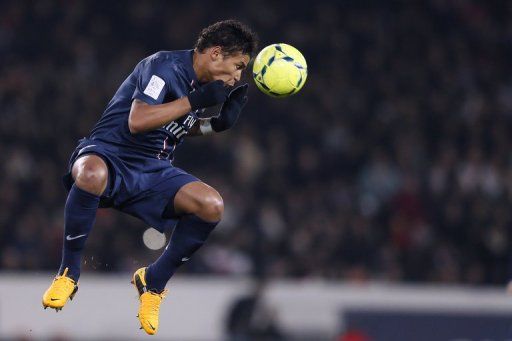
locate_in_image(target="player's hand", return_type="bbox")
[211,83,249,132]
[187,80,228,111]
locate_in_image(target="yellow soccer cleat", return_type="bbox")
[132,267,167,335]
[42,267,78,311]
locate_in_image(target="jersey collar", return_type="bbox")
[183,49,199,87]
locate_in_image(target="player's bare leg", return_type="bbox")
[71,155,109,196]
[173,181,224,221]
[133,181,223,334]
[42,155,108,311]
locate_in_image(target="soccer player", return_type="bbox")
[42,19,258,335]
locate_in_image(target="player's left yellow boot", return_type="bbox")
[132,267,167,335]
[42,267,78,311]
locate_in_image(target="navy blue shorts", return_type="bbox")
[63,138,199,232]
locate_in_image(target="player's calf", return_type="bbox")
[145,214,218,292]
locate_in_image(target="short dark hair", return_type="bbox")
[195,20,258,58]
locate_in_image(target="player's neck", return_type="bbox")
[192,50,210,84]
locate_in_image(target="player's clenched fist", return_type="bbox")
[211,83,249,132]
[187,80,227,111]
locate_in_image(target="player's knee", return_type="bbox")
[199,194,224,222]
[74,161,108,196]
[174,182,224,221]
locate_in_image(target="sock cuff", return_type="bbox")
[185,214,219,225]
[70,183,101,207]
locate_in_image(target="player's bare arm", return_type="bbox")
[129,98,192,134]
[129,78,227,134]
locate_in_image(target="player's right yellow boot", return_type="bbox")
[42,267,78,311]
[132,267,167,335]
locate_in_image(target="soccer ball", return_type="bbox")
[252,43,307,97]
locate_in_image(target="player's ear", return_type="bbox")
[210,46,222,61]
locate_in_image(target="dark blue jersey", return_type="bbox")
[89,50,200,160]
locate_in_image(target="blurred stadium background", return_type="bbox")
[2,0,512,340]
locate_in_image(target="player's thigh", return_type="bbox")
[71,154,109,195]
[173,181,224,222]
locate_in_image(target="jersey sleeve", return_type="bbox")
[132,56,176,105]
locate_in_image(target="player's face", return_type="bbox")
[208,48,250,86]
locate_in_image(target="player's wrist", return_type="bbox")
[199,118,214,135]
[181,96,192,112]
[186,92,201,111]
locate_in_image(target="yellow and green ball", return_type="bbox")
[252,43,307,97]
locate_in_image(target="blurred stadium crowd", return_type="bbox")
[1,0,512,285]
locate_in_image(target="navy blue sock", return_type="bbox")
[146,214,217,292]
[58,184,100,281]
